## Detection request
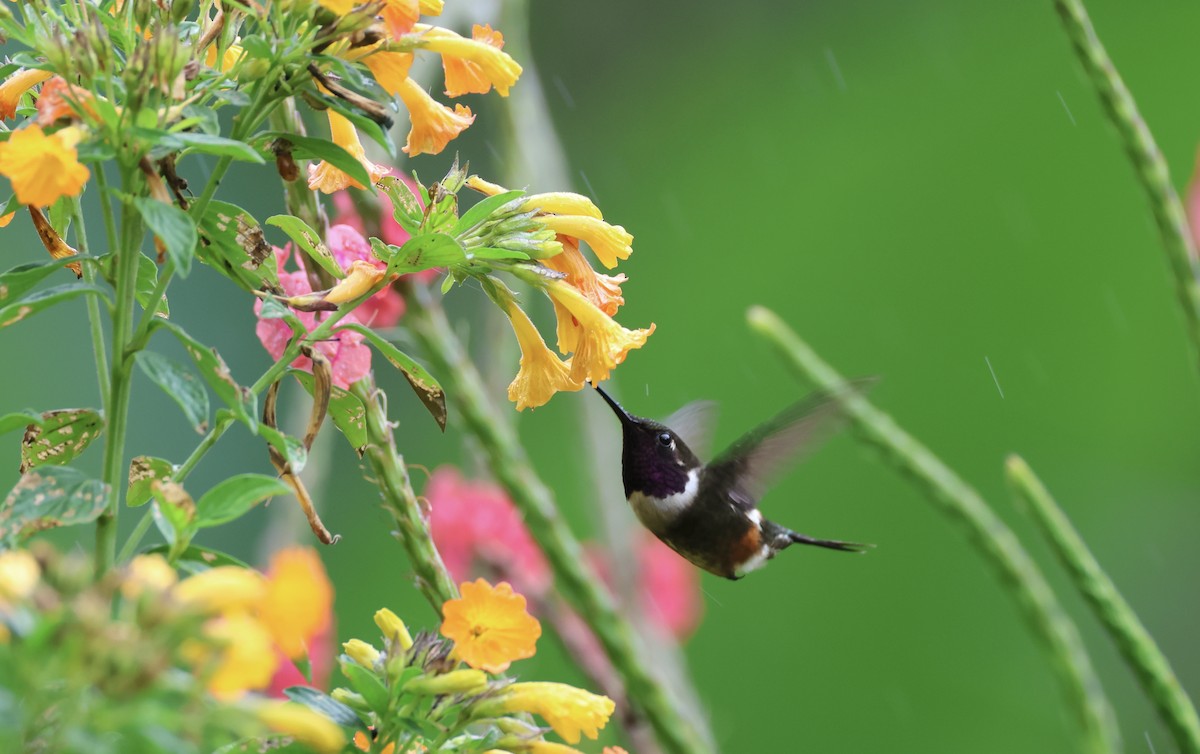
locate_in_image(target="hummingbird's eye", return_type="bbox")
[657,432,674,448]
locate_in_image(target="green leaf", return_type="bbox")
[266,215,345,279]
[340,662,390,715]
[0,283,107,329]
[256,131,372,190]
[258,424,307,473]
[378,176,422,236]
[134,197,199,278]
[392,233,465,273]
[470,247,531,261]
[136,350,210,433]
[453,190,525,237]
[195,200,280,293]
[152,321,256,429]
[173,132,265,163]
[284,686,367,730]
[0,411,41,436]
[142,543,250,573]
[290,370,367,454]
[0,467,109,546]
[150,480,197,561]
[19,409,105,474]
[195,474,290,528]
[127,456,176,508]
[135,252,169,317]
[340,324,446,430]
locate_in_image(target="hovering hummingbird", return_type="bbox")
[593,383,869,580]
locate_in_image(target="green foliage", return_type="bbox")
[136,351,211,433]
[18,408,105,474]
[195,474,291,528]
[0,467,108,545]
[341,325,447,431]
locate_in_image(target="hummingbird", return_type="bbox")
[593,383,869,580]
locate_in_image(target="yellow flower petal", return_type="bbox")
[0,68,53,120]
[307,109,388,193]
[259,547,333,660]
[418,24,522,97]
[466,175,506,197]
[546,280,653,384]
[418,0,443,15]
[528,744,586,754]
[395,77,475,157]
[522,192,602,220]
[375,607,414,650]
[343,638,382,668]
[0,550,39,606]
[440,24,509,97]
[381,0,419,37]
[258,701,347,754]
[175,566,268,615]
[498,682,615,744]
[0,212,14,228]
[440,579,541,674]
[122,554,178,600]
[501,298,583,410]
[0,125,90,207]
[326,259,386,305]
[193,613,278,699]
[536,215,631,270]
[364,51,414,96]
[542,237,625,316]
[318,0,355,14]
[204,42,246,73]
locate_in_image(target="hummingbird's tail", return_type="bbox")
[785,530,872,554]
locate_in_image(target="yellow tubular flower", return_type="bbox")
[258,701,347,754]
[307,109,388,193]
[195,613,278,699]
[416,24,522,96]
[374,607,414,650]
[522,192,602,220]
[0,68,53,120]
[395,77,474,156]
[527,744,585,754]
[440,24,508,97]
[325,260,386,305]
[542,237,626,316]
[343,638,382,668]
[204,42,246,73]
[418,0,443,15]
[0,125,90,207]
[498,682,615,744]
[382,0,418,38]
[466,175,506,197]
[551,298,579,355]
[546,280,653,384]
[537,215,632,270]
[440,579,541,674]
[364,51,414,96]
[175,566,268,615]
[500,296,583,410]
[259,547,333,660]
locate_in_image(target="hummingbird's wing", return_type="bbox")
[707,383,866,509]
[661,400,719,460]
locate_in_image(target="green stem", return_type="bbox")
[1006,455,1200,753]
[73,196,110,404]
[405,286,712,754]
[1054,0,1200,372]
[350,377,459,613]
[95,188,145,577]
[747,306,1121,754]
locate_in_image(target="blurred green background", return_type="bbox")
[4,0,1200,751]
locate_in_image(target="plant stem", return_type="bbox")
[350,377,459,613]
[405,285,713,754]
[747,306,1121,754]
[73,196,110,404]
[1053,0,1200,372]
[95,188,145,577]
[1006,455,1200,753]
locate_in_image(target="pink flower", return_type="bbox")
[326,224,405,328]
[587,536,703,641]
[331,176,439,285]
[253,242,373,389]
[266,619,335,698]
[426,466,551,596]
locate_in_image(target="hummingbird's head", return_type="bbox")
[593,384,701,499]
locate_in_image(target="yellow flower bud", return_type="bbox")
[522,192,602,220]
[374,607,413,650]
[330,687,370,711]
[342,638,381,668]
[404,668,489,696]
[257,701,347,754]
[325,260,386,305]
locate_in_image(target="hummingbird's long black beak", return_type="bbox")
[591,382,634,426]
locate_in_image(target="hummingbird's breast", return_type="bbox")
[627,467,700,533]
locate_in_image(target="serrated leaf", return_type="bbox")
[339,324,446,430]
[152,321,256,429]
[339,662,390,715]
[150,480,196,560]
[0,467,109,545]
[19,409,105,474]
[290,370,367,454]
[284,686,367,730]
[266,215,344,279]
[195,474,290,528]
[128,456,176,508]
[453,190,525,237]
[173,132,265,163]
[134,198,198,278]
[258,424,307,473]
[195,201,279,293]
[135,253,168,318]
[392,233,465,273]
[0,284,107,329]
[136,350,210,433]
[0,411,42,436]
[256,132,372,190]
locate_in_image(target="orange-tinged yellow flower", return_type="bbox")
[440,24,508,97]
[381,0,419,38]
[0,68,52,120]
[542,237,626,317]
[308,109,388,193]
[194,612,278,699]
[204,42,246,73]
[498,296,583,410]
[354,731,401,754]
[495,682,615,744]
[0,125,90,207]
[537,214,632,270]
[440,579,541,674]
[326,259,387,305]
[175,565,268,614]
[257,701,347,754]
[35,76,97,126]
[416,24,522,97]
[395,77,474,156]
[364,51,414,96]
[259,547,333,659]
[546,280,653,384]
[121,554,178,599]
[0,212,14,228]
